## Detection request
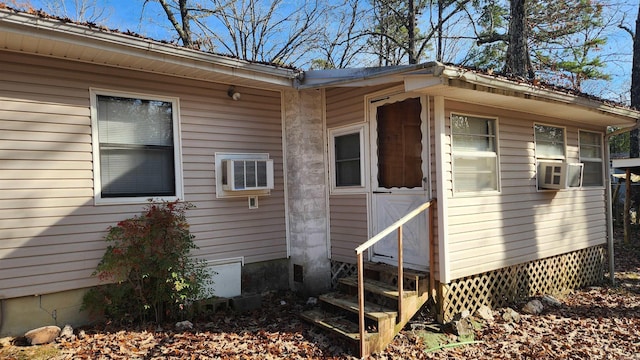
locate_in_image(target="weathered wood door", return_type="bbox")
[370,94,429,270]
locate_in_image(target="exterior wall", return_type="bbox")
[444,100,607,280]
[0,51,288,305]
[283,88,331,295]
[325,85,439,277]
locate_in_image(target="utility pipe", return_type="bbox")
[604,122,640,285]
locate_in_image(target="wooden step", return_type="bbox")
[319,292,397,322]
[300,309,377,342]
[338,276,418,299]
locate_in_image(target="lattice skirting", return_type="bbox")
[438,245,606,322]
[331,260,357,288]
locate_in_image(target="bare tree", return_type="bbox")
[151,0,325,65]
[10,0,111,24]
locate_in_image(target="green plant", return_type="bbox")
[82,200,211,323]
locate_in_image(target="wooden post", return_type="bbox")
[397,225,403,322]
[625,168,631,244]
[357,252,365,357]
[429,202,436,299]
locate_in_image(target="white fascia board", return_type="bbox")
[0,9,297,87]
[437,65,640,122]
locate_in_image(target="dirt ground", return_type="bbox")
[1,241,639,360]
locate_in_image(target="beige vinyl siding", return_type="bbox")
[0,51,286,299]
[329,195,368,263]
[445,100,607,280]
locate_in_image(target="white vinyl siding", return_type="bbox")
[579,130,604,187]
[444,101,607,280]
[0,51,287,299]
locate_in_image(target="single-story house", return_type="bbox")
[1,5,638,355]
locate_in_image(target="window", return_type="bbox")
[451,114,499,192]
[329,124,366,192]
[534,124,565,160]
[579,131,603,187]
[91,90,183,204]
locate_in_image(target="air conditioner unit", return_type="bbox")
[222,159,274,191]
[538,161,583,190]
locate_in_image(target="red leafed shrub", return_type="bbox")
[82,200,211,323]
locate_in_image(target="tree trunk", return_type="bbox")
[408,0,417,64]
[630,3,640,158]
[504,0,533,78]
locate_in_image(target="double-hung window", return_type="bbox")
[579,130,604,187]
[329,124,366,193]
[91,90,183,204]
[451,114,499,193]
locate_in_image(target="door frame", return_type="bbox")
[365,89,431,268]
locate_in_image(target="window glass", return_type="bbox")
[335,132,361,187]
[96,95,176,198]
[451,114,499,193]
[579,131,603,187]
[535,124,565,159]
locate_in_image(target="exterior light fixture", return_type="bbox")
[227,86,241,101]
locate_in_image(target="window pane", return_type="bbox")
[582,162,603,187]
[580,131,603,187]
[257,161,267,187]
[97,95,176,198]
[535,124,565,158]
[453,156,498,192]
[451,114,498,192]
[335,132,361,187]
[100,147,175,197]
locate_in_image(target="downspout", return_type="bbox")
[604,122,640,285]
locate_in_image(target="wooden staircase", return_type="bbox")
[301,262,430,357]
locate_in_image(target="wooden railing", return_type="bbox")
[354,199,436,356]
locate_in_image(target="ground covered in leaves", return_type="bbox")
[2,241,639,359]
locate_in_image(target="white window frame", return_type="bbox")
[90,88,184,205]
[328,123,368,194]
[450,112,500,194]
[579,130,604,187]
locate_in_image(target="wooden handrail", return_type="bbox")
[355,200,434,254]
[354,199,435,357]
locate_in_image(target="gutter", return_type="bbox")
[604,121,640,285]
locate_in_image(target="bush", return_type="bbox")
[82,200,211,323]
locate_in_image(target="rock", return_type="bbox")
[542,295,562,307]
[175,320,193,331]
[24,325,61,345]
[58,324,74,341]
[77,330,86,340]
[502,307,521,323]
[452,317,474,336]
[475,305,494,322]
[522,299,544,315]
[306,297,318,306]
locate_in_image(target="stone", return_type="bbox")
[522,299,544,315]
[452,317,474,336]
[542,295,562,307]
[502,308,521,323]
[58,324,75,341]
[175,320,193,331]
[306,297,318,306]
[475,305,494,322]
[24,325,61,345]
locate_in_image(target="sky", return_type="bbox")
[19,0,640,103]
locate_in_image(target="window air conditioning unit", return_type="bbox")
[222,159,274,191]
[538,161,583,190]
